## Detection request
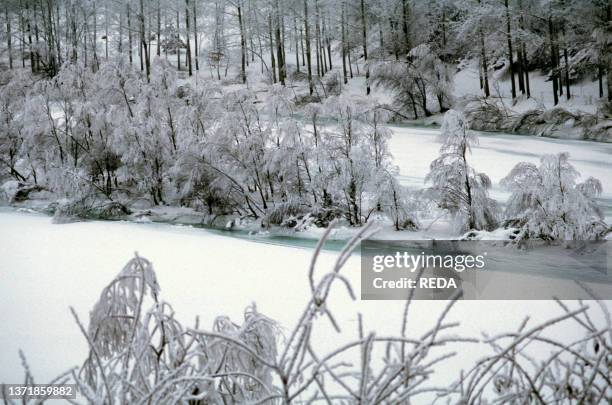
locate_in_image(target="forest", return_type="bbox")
[0,0,611,240]
[1,1,612,403]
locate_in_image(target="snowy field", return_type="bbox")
[1,126,610,391]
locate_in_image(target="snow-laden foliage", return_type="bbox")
[501,152,609,241]
[9,227,612,404]
[426,110,499,232]
[1,60,416,230]
[370,43,453,119]
[74,254,279,404]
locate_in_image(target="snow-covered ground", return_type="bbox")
[0,209,605,389]
[1,127,610,391]
[453,61,605,115]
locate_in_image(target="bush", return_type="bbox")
[9,225,612,404]
[263,201,307,227]
[500,152,608,242]
[53,199,131,223]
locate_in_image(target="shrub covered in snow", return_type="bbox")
[9,225,611,404]
[501,152,609,242]
[426,110,500,232]
[53,198,131,223]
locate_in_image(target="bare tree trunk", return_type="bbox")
[294,16,300,73]
[318,16,325,74]
[5,5,12,69]
[157,0,161,56]
[563,46,570,100]
[275,0,285,85]
[248,0,255,63]
[105,2,109,59]
[119,7,123,55]
[83,5,88,68]
[176,10,181,70]
[237,3,245,83]
[19,3,25,68]
[548,16,559,106]
[321,15,328,73]
[599,64,604,98]
[33,1,40,71]
[518,0,530,97]
[341,1,347,84]
[360,0,370,95]
[348,46,353,78]
[93,0,99,70]
[26,2,34,71]
[185,0,193,76]
[314,0,321,77]
[401,0,410,56]
[441,5,447,47]
[304,0,312,94]
[300,25,305,66]
[280,10,286,73]
[517,46,525,94]
[193,0,198,70]
[268,13,276,83]
[504,0,516,99]
[54,1,61,66]
[478,0,489,97]
[43,0,58,75]
[326,21,332,69]
[128,2,133,65]
[607,0,612,102]
[140,0,150,81]
[360,0,368,60]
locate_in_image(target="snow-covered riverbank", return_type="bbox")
[5,125,611,240]
[388,125,612,223]
[1,126,611,395]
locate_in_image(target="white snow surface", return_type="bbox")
[0,210,604,388]
[0,126,610,394]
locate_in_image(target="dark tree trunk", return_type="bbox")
[304,0,313,94]
[275,0,285,85]
[518,0,530,97]
[478,0,489,97]
[504,0,516,99]
[6,5,12,69]
[401,0,410,56]
[193,0,198,70]
[360,0,370,95]
[185,0,193,76]
[341,2,347,84]
[268,13,276,83]
[548,17,559,106]
[606,0,612,101]
[294,16,300,73]
[176,10,181,70]
[127,3,133,65]
[140,0,150,81]
[157,0,161,56]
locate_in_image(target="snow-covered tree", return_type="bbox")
[425,109,499,232]
[371,43,453,118]
[500,152,609,241]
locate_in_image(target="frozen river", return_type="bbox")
[0,127,610,394]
